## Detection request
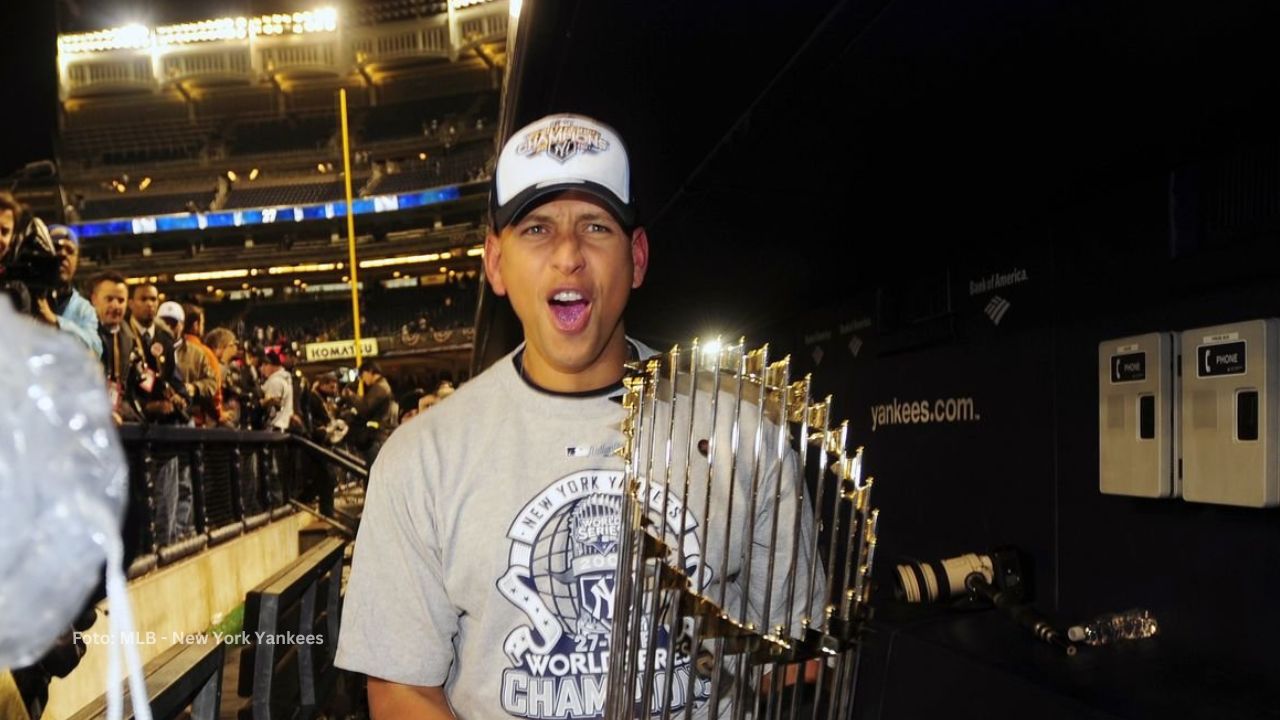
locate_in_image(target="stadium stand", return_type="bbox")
[62,118,215,169]
[369,139,491,193]
[81,189,216,219]
[223,179,356,209]
[351,0,450,26]
[360,93,480,143]
[229,114,337,156]
[200,278,478,347]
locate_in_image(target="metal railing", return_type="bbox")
[237,537,347,719]
[117,426,367,579]
[68,640,226,720]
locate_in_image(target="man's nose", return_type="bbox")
[550,231,586,273]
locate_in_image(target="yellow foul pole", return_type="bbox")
[339,89,364,383]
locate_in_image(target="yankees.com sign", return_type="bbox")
[304,338,380,363]
[869,395,981,432]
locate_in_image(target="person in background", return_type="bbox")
[260,350,294,433]
[33,224,99,355]
[203,327,239,427]
[173,303,219,427]
[301,371,342,516]
[417,392,439,413]
[348,359,396,466]
[129,287,188,424]
[88,271,137,423]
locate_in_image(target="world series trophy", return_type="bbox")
[604,338,880,719]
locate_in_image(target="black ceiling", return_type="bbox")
[500,0,1280,346]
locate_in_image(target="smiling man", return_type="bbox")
[337,114,652,719]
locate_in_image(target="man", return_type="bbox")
[347,359,396,466]
[170,303,220,427]
[260,350,294,432]
[301,371,342,516]
[260,349,295,507]
[336,114,819,718]
[135,298,196,544]
[204,327,239,427]
[89,271,137,422]
[34,224,100,355]
[128,285,186,422]
[0,191,17,260]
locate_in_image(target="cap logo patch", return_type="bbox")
[516,119,609,164]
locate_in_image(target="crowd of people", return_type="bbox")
[0,190,465,535]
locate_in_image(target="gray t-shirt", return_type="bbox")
[336,343,823,719]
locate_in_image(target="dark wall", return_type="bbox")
[766,157,1280,702]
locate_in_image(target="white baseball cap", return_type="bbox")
[157,301,185,324]
[490,113,636,231]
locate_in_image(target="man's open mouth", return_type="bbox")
[548,289,591,332]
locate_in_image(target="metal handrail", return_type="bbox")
[117,425,366,578]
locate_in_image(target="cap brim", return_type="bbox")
[492,180,636,232]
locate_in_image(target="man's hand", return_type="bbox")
[35,297,58,326]
[367,678,455,719]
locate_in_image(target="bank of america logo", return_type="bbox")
[848,334,863,358]
[984,295,1012,325]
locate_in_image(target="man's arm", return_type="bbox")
[367,678,454,719]
[51,293,102,356]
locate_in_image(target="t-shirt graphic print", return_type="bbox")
[497,469,712,719]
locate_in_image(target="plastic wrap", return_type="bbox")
[0,300,128,668]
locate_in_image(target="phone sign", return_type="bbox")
[1196,340,1247,378]
[1110,352,1147,383]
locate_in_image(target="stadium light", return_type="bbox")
[138,177,152,191]
[173,269,250,282]
[226,170,238,182]
[466,246,484,257]
[359,253,441,269]
[267,262,339,275]
[248,168,260,181]
[59,6,339,58]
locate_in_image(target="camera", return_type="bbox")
[893,547,1026,604]
[0,215,60,315]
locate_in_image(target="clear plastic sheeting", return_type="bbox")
[0,300,127,668]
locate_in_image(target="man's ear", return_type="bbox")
[483,232,507,296]
[630,226,650,289]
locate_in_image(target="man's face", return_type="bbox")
[0,209,14,257]
[319,379,338,396]
[130,285,159,324]
[91,280,128,328]
[52,230,79,284]
[217,340,239,364]
[160,316,181,336]
[484,193,649,392]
